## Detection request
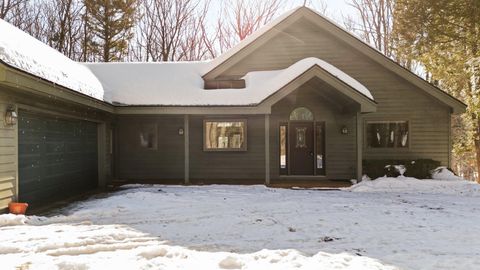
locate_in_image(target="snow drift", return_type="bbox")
[348,176,480,196]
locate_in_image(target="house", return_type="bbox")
[0,7,466,211]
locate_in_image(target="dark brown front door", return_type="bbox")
[289,122,314,175]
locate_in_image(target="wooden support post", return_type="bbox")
[448,114,452,167]
[184,115,190,184]
[265,114,270,185]
[356,112,363,181]
[97,122,107,188]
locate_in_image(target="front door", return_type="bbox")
[289,122,314,175]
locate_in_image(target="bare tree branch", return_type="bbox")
[217,0,285,53]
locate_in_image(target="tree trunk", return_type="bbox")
[475,135,480,183]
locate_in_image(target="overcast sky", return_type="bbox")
[209,0,356,25]
[304,0,356,19]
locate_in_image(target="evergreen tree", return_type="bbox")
[84,0,137,62]
[393,0,480,180]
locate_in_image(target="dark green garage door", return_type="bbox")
[18,111,98,205]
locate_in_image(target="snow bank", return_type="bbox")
[0,214,27,227]
[0,223,397,270]
[348,176,480,196]
[3,185,480,269]
[0,19,104,100]
[431,166,463,181]
[86,57,373,106]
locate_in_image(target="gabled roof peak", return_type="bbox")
[201,6,466,113]
[203,6,308,77]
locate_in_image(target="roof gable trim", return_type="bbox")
[203,6,466,114]
[258,64,377,113]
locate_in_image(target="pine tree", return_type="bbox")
[393,0,480,181]
[84,0,137,62]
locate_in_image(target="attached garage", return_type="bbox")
[18,111,99,205]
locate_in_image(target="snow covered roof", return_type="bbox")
[85,57,374,106]
[0,19,104,100]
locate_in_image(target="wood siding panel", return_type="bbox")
[220,19,451,165]
[0,93,17,211]
[189,115,265,181]
[116,116,185,180]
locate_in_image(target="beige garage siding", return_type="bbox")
[0,93,18,211]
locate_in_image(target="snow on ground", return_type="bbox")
[348,176,480,196]
[0,19,104,100]
[0,213,27,227]
[1,180,480,269]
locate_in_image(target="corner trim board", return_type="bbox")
[184,115,190,184]
[265,114,270,184]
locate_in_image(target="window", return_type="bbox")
[204,120,246,151]
[315,122,325,174]
[366,121,409,148]
[289,107,314,121]
[139,123,158,150]
[279,124,287,173]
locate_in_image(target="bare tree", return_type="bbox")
[2,0,45,39]
[42,0,84,59]
[134,0,213,61]
[217,0,285,53]
[0,0,25,19]
[344,0,395,57]
[177,0,216,61]
[308,0,328,14]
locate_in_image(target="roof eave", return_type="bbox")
[0,61,114,113]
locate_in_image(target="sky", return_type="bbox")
[209,0,357,25]
[304,0,356,20]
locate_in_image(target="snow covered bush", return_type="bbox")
[431,167,463,181]
[363,159,441,179]
[384,165,403,177]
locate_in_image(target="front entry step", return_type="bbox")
[268,179,351,189]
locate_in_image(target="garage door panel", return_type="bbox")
[19,111,98,205]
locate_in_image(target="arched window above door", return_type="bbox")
[289,107,314,121]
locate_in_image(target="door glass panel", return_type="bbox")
[280,125,287,169]
[316,154,323,169]
[315,122,325,169]
[296,127,307,148]
[315,122,325,172]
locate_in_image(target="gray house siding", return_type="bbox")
[189,115,265,182]
[115,115,185,180]
[0,91,17,211]
[216,18,451,165]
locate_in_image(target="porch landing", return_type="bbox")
[111,179,352,189]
